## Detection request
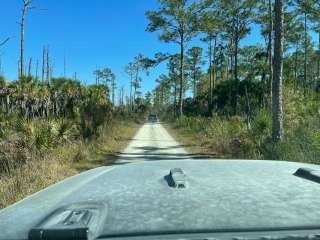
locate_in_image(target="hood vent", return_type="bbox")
[294,168,320,184]
[166,168,187,189]
[28,202,107,240]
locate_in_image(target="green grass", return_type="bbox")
[167,87,320,163]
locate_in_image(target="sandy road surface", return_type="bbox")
[116,122,190,164]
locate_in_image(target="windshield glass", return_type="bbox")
[0,0,319,239]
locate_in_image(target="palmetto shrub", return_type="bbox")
[56,120,79,143]
[79,101,112,139]
[33,122,55,150]
[0,134,32,175]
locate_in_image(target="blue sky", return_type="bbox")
[1,0,313,101]
[0,0,167,92]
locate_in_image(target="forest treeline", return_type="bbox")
[146,0,320,161]
[0,72,152,173]
[0,62,149,207]
[0,73,149,207]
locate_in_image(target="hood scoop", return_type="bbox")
[165,168,187,189]
[294,168,320,184]
[28,202,107,240]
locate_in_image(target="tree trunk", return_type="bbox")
[245,86,251,129]
[212,38,217,90]
[317,31,320,85]
[161,85,164,106]
[35,60,39,81]
[272,0,284,142]
[179,36,184,117]
[268,0,273,96]
[174,76,177,117]
[229,39,234,78]
[28,57,32,77]
[20,10,25,79]
[225,52,229,80]
[50,63,53,81]
[232,33,240,115]
[133,68,139,110]
[304,11,307,94]
[18,60,21,79]
[234,35,239,82]
[133,85,136,109]
[193,64,196,99]
[64,54,67,78]
[46,46,50,84]
[294,46,298,91]
[129,75,133,110]
[208,39,213,114]
[42,46,45,82]
[112,78,115,104]
[121,87,125,105]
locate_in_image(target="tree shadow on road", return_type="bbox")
[115,152,218,162]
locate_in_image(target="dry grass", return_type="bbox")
[163,123,225,159]
[73,120,140,171]
[0,147,77,208]
[165,87,320,163]
[0,120,140,209]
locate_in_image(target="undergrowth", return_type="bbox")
[168,87,320,163]
[0,118,140,208]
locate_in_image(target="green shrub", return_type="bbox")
[79,102,112,139]
[251,110,271,137]
[0,134,31,175]
[33,123,55,150]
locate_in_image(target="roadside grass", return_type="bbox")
[165,116,253,159]
[73,120,140,171]
[0,150,78,209]
[166,87,320,163]
[0,120,140,209]
[164,122,228,159]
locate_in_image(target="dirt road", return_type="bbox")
[116,122,190,164]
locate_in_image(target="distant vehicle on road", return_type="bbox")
[148,113,158,122]
[1,160,320,240]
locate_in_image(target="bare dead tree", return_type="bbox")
[112,76,116,104]
[64,53,67,78]
[28,57,32,77]
[46,45,50,83]
[35,60,39,80]
[19,0,35,78]
[18,60,21,79]
[119,86,125,105]
[18,1,47,79]
[121,87,125,105]
[42,45,45,82]
[118,89,122,105]
[50,66,53,80]
[24,59,27,76]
